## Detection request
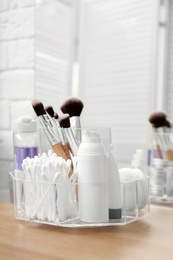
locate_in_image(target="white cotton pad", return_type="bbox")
[131,168,148,209]
[119,168,148,211]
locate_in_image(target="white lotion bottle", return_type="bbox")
[107,144,122,219]
[77,130,109,223]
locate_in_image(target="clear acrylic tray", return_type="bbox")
[9,172,150,228]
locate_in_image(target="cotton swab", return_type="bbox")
[31,172,60,219]
[21,150,77,223]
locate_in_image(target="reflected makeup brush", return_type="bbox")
[60,97,84,144]
[58,114,79,156]
[165,120,171,133]
[163,119,173,150]
[32,98,68,160]
[44,105,71,160]
[149,112,173,160]
[149,112,165,159]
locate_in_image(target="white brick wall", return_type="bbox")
[0,70,34,99]
[0,100,11,129]
[0,1,36,202]
[0,0,75,202]
[8,0,35,10]
[8,39,35,69]
[0,42,8,70]
[0,9,35,41]
[0,0,9,11]
[0,131,13,160]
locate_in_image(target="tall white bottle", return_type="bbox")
[77,130,109,223]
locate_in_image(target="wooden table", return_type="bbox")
[0,203,173,260]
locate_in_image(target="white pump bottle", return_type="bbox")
[77,130,109,223]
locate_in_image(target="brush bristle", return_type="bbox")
[60,97,84,117]
[44,105,55,118]
[165,120,171,128]
[58,114,70,128]
[54,112,59,119]
[32,98,46,116]
[148,111,167,128]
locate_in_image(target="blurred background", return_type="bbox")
[0,0,173,202]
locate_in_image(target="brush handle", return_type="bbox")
[64,128,79,156]
[70,117,81,144]
[58,128,74,156]
[52,143,68,160]
[156,129,173,160]
[39,116,68,160]
[156,144,163,159]
[68,165,73,178]
[153,133,163,159]
[62,143,71,160]
[61,142,74,177]
[39,116,59,145]
[67,142,74,156]
[165,150,173,161]
[54,142,73,177]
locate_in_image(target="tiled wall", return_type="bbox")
[0,0,36,202]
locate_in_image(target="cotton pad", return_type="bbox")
[119,168,148,211]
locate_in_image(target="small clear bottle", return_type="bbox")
[13,116,39,172]
[150,158,167,198]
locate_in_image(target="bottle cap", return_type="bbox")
[13,115,37,132]
[82,130,101,143]
[131,149,145,168]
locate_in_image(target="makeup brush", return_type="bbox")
[58,114,79,156]
[32,98,68,160]
[149,111,167,127]
[44,105,71,160]
[60,97,84,144]
[149,112,173,160]
[148,112,164,159]
[163,119,173,151]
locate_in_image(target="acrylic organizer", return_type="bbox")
[148,132,173,203]
[9,171,150,228]
[10,126,150,227]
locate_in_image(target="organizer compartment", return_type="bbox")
[10,172,150,227]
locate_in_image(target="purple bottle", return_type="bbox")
[13,116,39,171]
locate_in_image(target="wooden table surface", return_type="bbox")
[0,203,173,260]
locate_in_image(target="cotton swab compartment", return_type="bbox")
[10,150,78,224]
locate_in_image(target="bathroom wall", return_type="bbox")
[0,0,36,202]
[0,0,75,202]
